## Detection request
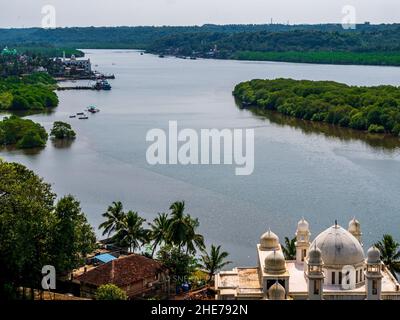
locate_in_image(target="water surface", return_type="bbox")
[1,50,400,266]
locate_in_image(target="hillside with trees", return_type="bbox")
[2,24,400,65]
[148,29,400,66]
[233,78,400,136]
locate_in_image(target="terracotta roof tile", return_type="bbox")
[76,254,166,287]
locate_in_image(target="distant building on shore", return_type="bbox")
[215,218,400,300]
[61,52,92,74]
[1,46,18,56]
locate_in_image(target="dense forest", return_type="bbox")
[233,78,400,136]
[147,29,400,65]
[2,24,400,65]
[1,24,399,48]
[0,73,58,111]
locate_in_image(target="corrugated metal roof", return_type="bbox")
[94,253,116,264]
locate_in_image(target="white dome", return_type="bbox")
[268,282,286,300]
[348,218,361,233]
[297,218,309,232]
[310,225,365,267]
[367,246,381,264]
[264,250,286,274]
[260,230,280,250]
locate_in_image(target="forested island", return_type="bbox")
[2,24,400,66]
[233,79,400,136]
[0,115,48,149]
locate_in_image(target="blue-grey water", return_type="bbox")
[1,50,400,266]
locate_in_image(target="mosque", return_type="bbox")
[215,218,400,300]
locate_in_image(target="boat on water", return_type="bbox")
[158,54,165,58]
[78,114,89,120]
[77,112,85,115]
[69,115,76,118]
[87,105,100,113]
[93,79,112,90]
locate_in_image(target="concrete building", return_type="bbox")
[215,218,400,300]
[62,53,91,74]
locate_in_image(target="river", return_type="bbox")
[1,49,400,266]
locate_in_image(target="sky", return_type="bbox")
[0,0,399,28]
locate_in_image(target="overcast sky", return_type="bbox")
[0,0,399,28]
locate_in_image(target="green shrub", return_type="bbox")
[368,124,385,133]
[95,284,128,300]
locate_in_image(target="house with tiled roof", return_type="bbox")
[75,254,169,299]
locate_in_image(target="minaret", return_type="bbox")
[295,218,310,263]
[348,217,362,245]
[365,246,383,300]
[306,243,324,300]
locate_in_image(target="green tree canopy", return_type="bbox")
[51,195,97,276]
[0,115,48,149]
[50,121,76,140]
[233,78,400,137]
[0,160,96,299]
[199,245,231,283]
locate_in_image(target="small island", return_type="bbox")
[0,115,48,149]
[233,78,400,137]
[50,121,76,140]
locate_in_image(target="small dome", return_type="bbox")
[260,230,280,250]
[348,218,361,233]
[264,250,286,274]
[297,218,309,232]
[308,245,323,265]
[310,224,365,267]
[268,282,286,300]
[367,246,381,264]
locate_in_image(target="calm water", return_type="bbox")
[1,50,400,266]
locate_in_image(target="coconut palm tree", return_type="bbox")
[281,237,297,260]
[167,201,191,251]
[148,212,170,257]
[114,211,148,253]
[99,201,125,237]
[375,234,400,280]
[199,245,231,283]
[184,215,205,254]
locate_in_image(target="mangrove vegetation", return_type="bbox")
[233,78,400,136]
